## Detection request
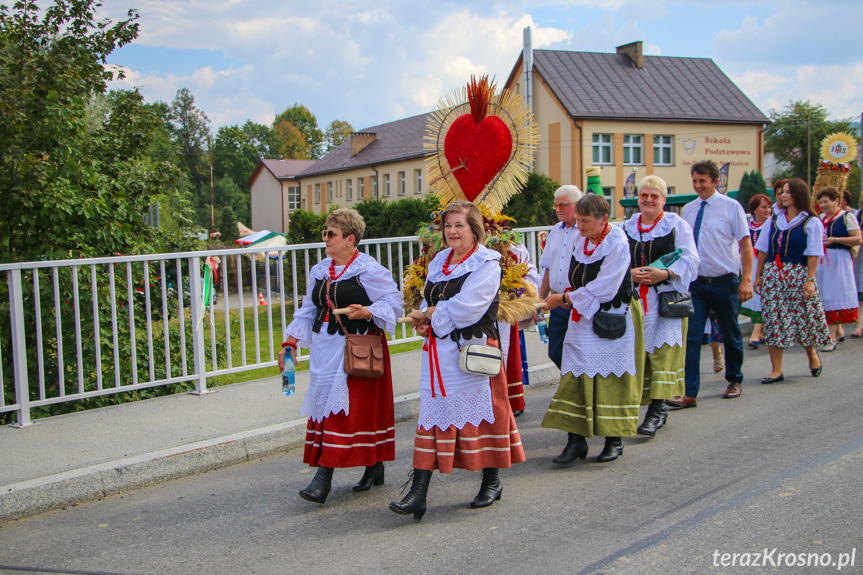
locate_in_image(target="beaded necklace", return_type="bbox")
[442,244,478,275]
[637,211,664,234]
[329,249,360,281]
[583,224,611,257]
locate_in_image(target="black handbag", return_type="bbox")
[592,310,627,340]
[658,290,694,318]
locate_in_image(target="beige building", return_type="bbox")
[294,114,430,219]
[505,34,769,217]
[248,159,316,233]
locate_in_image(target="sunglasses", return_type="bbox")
[552,203,573,210]
[321,230,342,240]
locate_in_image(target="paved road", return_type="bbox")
[1,340,862,575]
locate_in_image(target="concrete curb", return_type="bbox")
[0,363,560,523]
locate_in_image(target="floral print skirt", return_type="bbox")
[761,262,830,348]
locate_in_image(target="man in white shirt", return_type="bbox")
[667,160,753,408]
[539,185,584,369]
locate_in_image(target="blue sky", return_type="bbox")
[97,0,863,132]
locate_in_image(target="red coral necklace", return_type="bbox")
[583,224,611,257]
[637,212,664,234]
[443,244,478,275]
[330,250,360,280]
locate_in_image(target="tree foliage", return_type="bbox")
[502,172,560,227]
[765,100,860,189]
[736,170,769,213]
[273,104,323,159]
[324,119,354,152]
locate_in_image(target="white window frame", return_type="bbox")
[346,179,352,202]
[327,182,333,202]
[372,176,378,199]
[384,174,391,197]
[623,134,643,166]
[287,186,300,211]
[399,171,406,196]
[415,169,422,194]
[653,135,673,166]
[358,178,364,200]
[592,134,612,165]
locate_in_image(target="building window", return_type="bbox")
[384,174,391,197]
[287,186,300,211]
[602,187,616,218]
[315,183,321,204]
[592,134,612,165]
[415,169,422,194]
[358,178,365,200]
[623,135,643,165]
[667,186,676,195]
[653,135,673,166]
[327,182,333,202]
[346,179,352,202]
[399,171,406,196]
[372,176,378,199]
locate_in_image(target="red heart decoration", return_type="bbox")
[444,114,513,201]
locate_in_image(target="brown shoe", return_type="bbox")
[665,395,697,409]
[723,382,742,399]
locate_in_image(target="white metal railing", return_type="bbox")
[1,226,552,426]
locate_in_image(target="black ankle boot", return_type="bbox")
[596,437,623,462]
[552,432,588,464]
[470,468,503,509]
[352,462,385,492]
[657,402,668,429]
[389,469,432,522]
[299,466,334,504]
[637,400,664,437]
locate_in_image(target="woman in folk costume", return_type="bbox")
[814,186,862,350]
[542,194,644,463]
[623,176,699,437]
[279,209,403,505]
[741,191,776,348]
[393,201,525,521]
[498,241,542,416]
[754,178,830,381]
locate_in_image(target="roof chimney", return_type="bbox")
[350,132,377,156]
[616,41,643,68]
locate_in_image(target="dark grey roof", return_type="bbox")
[298,113,430,177]
[261,159,318,179]
[532,50,768,124]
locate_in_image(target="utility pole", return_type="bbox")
[209,136,215,239]
[807,117,811,190]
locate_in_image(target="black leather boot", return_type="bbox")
[637,399,664,437]
[470,468,503,509]
[299,466,334,504]
[352,462,385,492]
[657,402,668,429]
[596,437,623,462]
[552,432,588,464]
[389,469,432,522]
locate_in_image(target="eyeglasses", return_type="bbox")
[552,203,573,210]
[321,230,341,240]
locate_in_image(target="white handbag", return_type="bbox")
[458,344,503,376]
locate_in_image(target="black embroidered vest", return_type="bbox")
[568,255,632,311]
[627,227,676,288]
[423,271,500,343]
[310,276,375,335]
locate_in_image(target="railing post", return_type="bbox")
[188,256,210,395]
[9,269,34,427]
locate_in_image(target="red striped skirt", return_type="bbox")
[412,357,525,473]
[505,324,525,412]
[303,342,395,468]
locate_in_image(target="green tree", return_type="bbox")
[323,119,354,153]
[286,208,328,244]
[272,118,312,160]
[502,172,560,227]
[168,87,211,193]
[273,104,323,159]
[736,170,768,213]
[765,100,859,188]
[213,121,274,189]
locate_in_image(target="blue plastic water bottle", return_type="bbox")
[282,348,295,396]
[537,313,548,344]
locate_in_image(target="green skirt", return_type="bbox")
[542,298,644,438]
[642,318,687,403]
